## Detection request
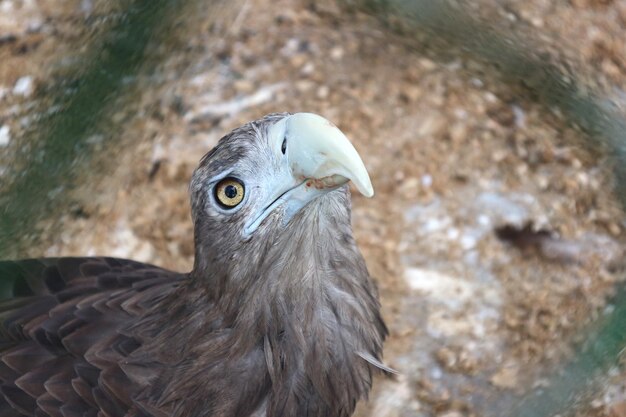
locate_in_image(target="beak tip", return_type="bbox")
[361,185,374,198]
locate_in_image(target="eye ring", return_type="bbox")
[214,177,245,209]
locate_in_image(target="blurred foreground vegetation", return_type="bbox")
[0,1,625,416]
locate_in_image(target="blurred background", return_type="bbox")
[0,0,625,416]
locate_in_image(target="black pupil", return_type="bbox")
[281,137,287,154]
[224,185,238,199]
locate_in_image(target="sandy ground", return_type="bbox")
[1,0,626,416]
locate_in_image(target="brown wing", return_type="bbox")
[0,257,185,417]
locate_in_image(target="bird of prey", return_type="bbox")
[0,112,389,417]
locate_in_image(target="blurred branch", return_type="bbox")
[0,0,176,257]
[344,0,626,211]
[341,1,626,416]
[0,0,239,258]
[509,283,626,416]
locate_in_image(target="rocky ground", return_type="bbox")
[1,0,626,416]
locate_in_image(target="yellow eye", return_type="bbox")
[215,178,245,209]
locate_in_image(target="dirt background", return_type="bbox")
[1,0,626,416]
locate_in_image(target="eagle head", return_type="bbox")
[189,112,374,281]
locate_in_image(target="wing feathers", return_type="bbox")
[2,383,36,415]
[70,377,96,409]
[3,345,55,374]
[36,392,63,417]
[43,367,76,403]
[0,257,185,417]
[15,372,46,399]
[42,267,66,293]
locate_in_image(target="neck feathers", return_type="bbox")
[243,191,387,416]
[190,189,387,417]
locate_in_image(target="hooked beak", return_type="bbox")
[285,113,374,198]
[243,113,373,236]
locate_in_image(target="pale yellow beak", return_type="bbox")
[284,113,374,198]
[244,113,374,236]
